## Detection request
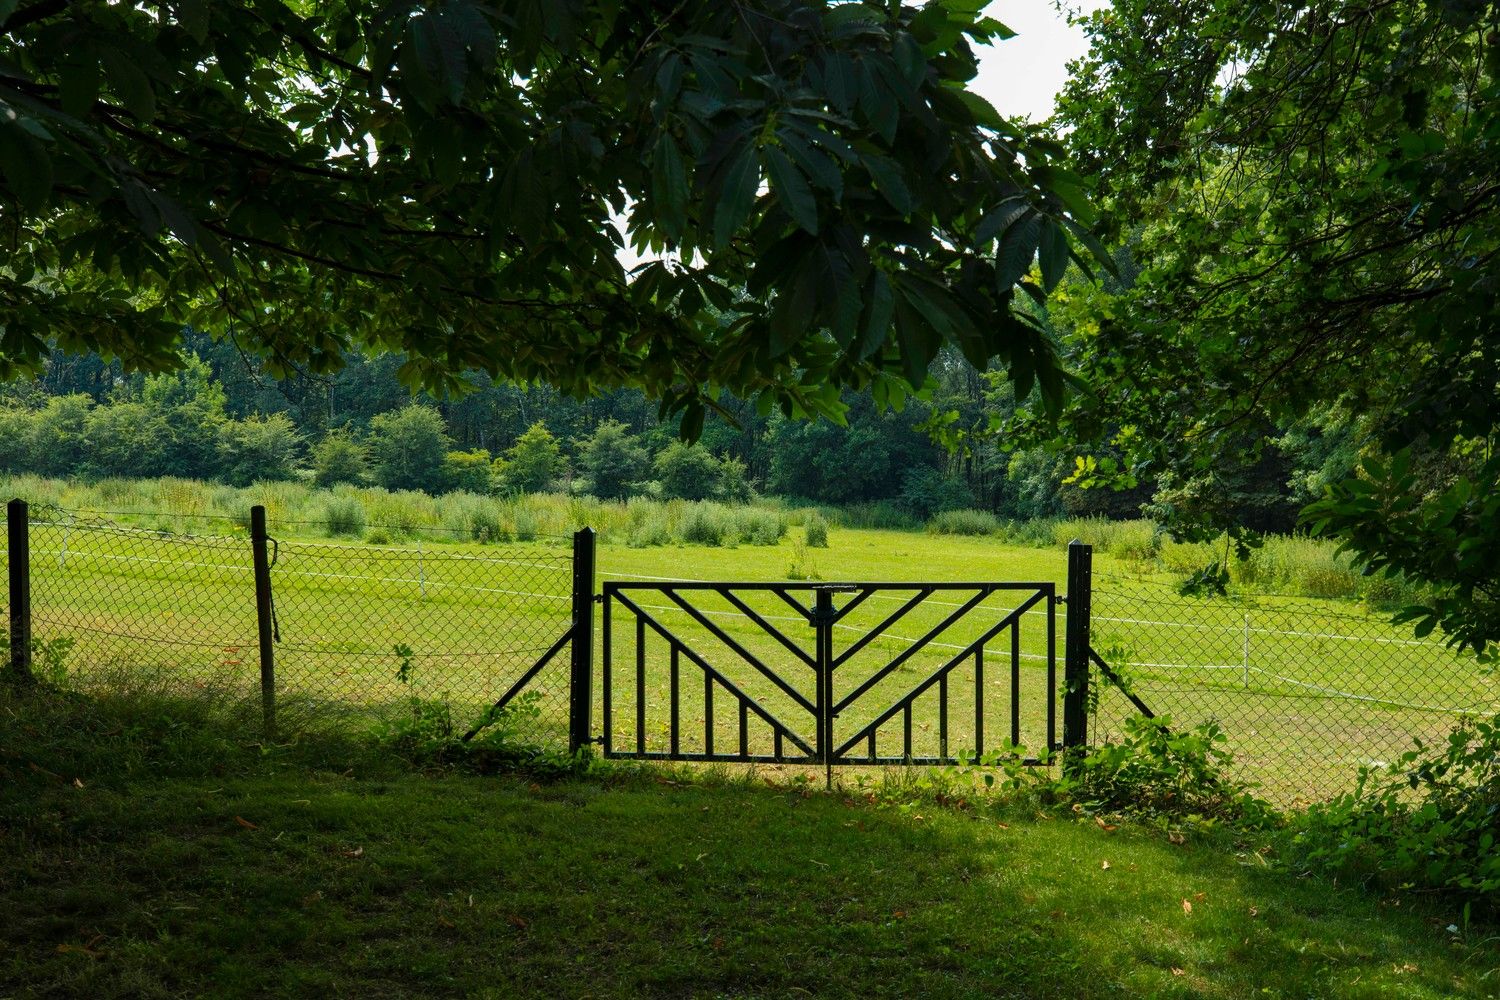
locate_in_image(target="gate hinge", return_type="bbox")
[593,594,604,604]
[1055,594,1068,606]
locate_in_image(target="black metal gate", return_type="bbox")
[599,580,1062,771]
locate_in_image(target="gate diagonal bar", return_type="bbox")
[599,581,1062,769]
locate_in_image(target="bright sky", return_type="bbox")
[970,0,1107,121]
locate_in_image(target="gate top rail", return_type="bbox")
[603,581,1058,589]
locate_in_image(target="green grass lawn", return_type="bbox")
[5,743,1497,998]
[8,516,1497,803]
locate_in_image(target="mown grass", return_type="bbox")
[2,683,1496,999]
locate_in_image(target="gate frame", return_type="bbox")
[596,578,1074,774]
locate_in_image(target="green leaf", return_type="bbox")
[995,211,1040,288]
[856,270,894,360]
[712,144,758,249]
[765,147,818,235]
[650,133,689,239]
[58,54,101,117]
[99,48,156,121]
[777,130,842,201]
[1038,217,1068,292]
[862,155,911,216]
[976,198,1028,244]
[0,123,50,212]
[175,0,210,43]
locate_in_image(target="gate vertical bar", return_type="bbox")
[250,505,276,737]
[7,499,31,683]
[569,527,597,755]
[815,588,834,788]
[1062,541,1093,763]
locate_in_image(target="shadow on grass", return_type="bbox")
[1,684,1496,998]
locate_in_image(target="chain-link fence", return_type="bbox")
[1088,575,1500,805]
[2,502,577,749]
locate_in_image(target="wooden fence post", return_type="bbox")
[7,499,31,683]
[250,505,276,737]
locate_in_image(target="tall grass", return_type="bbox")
[926,509,1000,536]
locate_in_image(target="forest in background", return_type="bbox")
[0,334,1353,531]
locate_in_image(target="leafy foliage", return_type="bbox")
[366,405,450,493]
[495,422,565,494]
[1292,714,1500,909]
[1061,716,1264,823]
[579,420,648,501]
[0,0,1098,429]
[1036,0,1500,654]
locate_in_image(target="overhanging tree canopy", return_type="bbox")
[0,0,1098,435]
[1046,0,1500,655]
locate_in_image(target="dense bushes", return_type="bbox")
[1289,715,1500,907]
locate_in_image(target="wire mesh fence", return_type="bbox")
[4,503,577,749]
[1088,575,1500,805]
[7,502,1496,804]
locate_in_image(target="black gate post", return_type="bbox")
[568,527,597,755]
[7,499,31,683]
[250,505,276,738]
[1062,540,1093,763]
[814,587,835,788]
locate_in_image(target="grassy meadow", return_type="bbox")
[2,474,1495,804]
[4,681,1496,999]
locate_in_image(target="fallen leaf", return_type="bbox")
[73,778,84,789]
[892,910,907,920]
[507,914,528,930]
[436,916,455,929]
[1167,831,1185,845]
[1101,860,1111,871]
[1181,899,1193,915]
[56,943,100,958]
[340,846,363,859]
[996,822,1010,830]
[234,816,258,830]
[1393,963,1417,974]
[1171,968,1185,977]
[1193,892,1207,903]
[712,936,724,950]
[1248,906,1259,917]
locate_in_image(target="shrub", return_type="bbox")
[364,527,393,545]
[995,517,1062,548]
[1051,517,1160,560]
[717,455,754,503]
[1290,714,1500,907]
[734,508,786,546]
[310,430,369,488]
[442,449,494,494]
[323,495,367,538]
[628,511,672,548]
[579,420,649,500]
[927,509,999,536]
[216,413,304,486]
[497,422,566,494]
[512,509,538,542]
[1233,534,1358,598]
[655,441,723,501]
[367,405,450,492]
[442,493,508,543]
[804,511,829,548]
[679,502,730,546]
[1063,715,1265,822]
